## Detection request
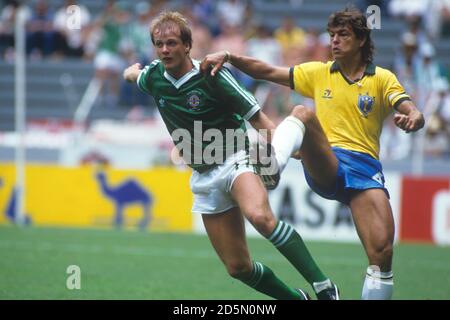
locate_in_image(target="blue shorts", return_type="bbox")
[303,147,389,205]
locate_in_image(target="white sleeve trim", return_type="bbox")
[136,68,144,86]
[218,69,258,106]
[243,104,261,121]
[136,66,150,93]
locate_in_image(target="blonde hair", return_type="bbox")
[150,11,193,49]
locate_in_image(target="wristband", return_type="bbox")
[224,50,231,63]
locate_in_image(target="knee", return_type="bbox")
[290,105,315,125]
[245,210,277,237]
[226,260,253,280]
[367,237,394,264]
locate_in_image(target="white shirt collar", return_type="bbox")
[163,59,200,89]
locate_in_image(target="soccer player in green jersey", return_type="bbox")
[201,7,425,299]
[124,11,339,300]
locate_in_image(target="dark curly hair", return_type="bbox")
[327,7,375,63]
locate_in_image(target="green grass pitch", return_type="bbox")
[0,225,448,300]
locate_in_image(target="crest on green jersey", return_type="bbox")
[186,90,203,111]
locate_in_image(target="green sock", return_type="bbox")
[267,220,327,284]
[240,261,306,300]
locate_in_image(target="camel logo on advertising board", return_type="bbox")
[0,180,32,225]
[95,171,153,230]
[0,164,192,231]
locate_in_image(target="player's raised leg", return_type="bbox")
[349,189,395,300]
[231,172,338,299]
[291,105,338,187]
[270,105,341,299]
[202,208,308,300]
[271,113,305,173]
[272,105,338,188]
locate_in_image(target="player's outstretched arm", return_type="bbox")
[123,63,142,83]
[394,100,425,133]
[200,51,291,87]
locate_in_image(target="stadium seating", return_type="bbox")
[0,60,129,131]
[1,0,450,133]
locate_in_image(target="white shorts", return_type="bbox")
[190,150,256,214]
[93,51,125,73]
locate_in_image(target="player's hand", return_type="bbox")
[394,110,425,133]
[200,51,229,77]
[123,63,142,82]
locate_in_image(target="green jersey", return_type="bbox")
[98,20,122,53]
[137,59,260,172]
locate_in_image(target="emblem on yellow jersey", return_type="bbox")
[358,93,375,117]
[322,89,333,99]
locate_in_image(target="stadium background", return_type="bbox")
[0,0,449,299]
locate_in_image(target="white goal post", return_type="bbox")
[14,6,27,225]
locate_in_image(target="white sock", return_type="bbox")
[361,266,394,300]
[272,116,305,172]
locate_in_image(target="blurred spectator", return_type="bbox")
[274,16,306,65]
[415,43,447,109]
[424,0,450,40]
[424,113,449,157]
[53,0,91,58]
[432,78,450,157]
[246,24,283,119]
[119,1,153,113]
[210,21,246,55]
[393,32,419,98]
[394,77,450,160]
[192,0,214,22]
[405,16,429,47]
[246,25,281,66]
[191,0,217,35]
[91,0,131,108]
[0,0,31,61]
[388,0,429,21]
[183,8,212,60]
[436,78,450,125]
[148,0,170,16]
[216,0,248,28]
[274,16,306,50]
[211,22,251,87]
[127,1,154,63]
[303,29,331,62]
[26,0,57,58]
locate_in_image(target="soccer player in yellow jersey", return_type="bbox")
[201,7,424,300]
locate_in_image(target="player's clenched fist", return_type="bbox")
[394,111,424,133]
[123,63,142,82]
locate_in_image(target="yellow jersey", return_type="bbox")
[290,61,411,159]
